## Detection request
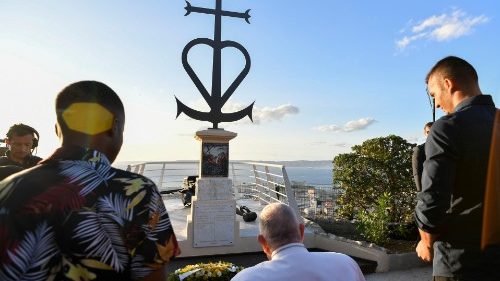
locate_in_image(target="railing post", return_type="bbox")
[282,166,303,223]
[231,162,239,198]
[158,163,166,190]
[126,165,131,172]
[265,166,275,201]
[139,164,145,175]
[231,162,236,183]
[252,164,264,205]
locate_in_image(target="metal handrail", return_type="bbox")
[125,160,302,221]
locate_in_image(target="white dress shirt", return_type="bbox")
[231,243,366,281]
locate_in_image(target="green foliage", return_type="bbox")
[333,135,416,228]
[356,192,391,245]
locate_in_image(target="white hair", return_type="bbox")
[259,203,301,249]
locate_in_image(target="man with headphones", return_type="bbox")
[0,123,42,168]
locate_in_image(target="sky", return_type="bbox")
[1,1,499,162]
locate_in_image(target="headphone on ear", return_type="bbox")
[32,128,40,149]
[6,124,40,150]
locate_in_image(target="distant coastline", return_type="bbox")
[250,160,332,168]
[114,160,333,187]
[115,160,332,168]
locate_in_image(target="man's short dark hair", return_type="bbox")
[424,122,434,130]
[425,56,478,86]
[55,81,124,133]
[6,124,38,139]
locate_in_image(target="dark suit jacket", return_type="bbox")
[412,143,426,192]
[415,95,497,278]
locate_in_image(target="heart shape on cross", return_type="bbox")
[182,37,251,110]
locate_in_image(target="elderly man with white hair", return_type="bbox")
[231,203,365,281]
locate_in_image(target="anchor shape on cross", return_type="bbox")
[175,0,254,129]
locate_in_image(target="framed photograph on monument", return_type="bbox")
[201,143,229,177]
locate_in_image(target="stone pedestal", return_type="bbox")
[186,129,239,248]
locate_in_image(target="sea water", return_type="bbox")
[114,161,333,189]
[286,166,333,188]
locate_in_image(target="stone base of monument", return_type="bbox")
[179,128,250,256]
[186,177,239,248]
[180,177,267,256]
[173,184,267,257]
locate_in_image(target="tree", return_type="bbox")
[333,135,416,225]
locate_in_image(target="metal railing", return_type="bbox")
[292,184,341,220]
[126,161,301,219]
[241,162,301,220]
[126,161,199,191]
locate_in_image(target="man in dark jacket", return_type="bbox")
[412,122,433,191]
[0,123,42,168]
[415,56,498,280]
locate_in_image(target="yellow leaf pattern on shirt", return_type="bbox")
[88,156,100,162]
[115,178,148,196]
[81,259,113,270]
[64,258,97,281]
[127,190,146,210]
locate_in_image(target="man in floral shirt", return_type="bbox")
[0,81,180,280]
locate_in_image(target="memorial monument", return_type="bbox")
[175,0,254,249]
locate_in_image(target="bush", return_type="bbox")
[356,192,391,245]
[333,135,417,243]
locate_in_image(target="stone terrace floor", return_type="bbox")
[163,195,433,280]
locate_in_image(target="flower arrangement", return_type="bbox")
[167,261,244,281]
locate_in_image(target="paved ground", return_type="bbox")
[365,266,432,281]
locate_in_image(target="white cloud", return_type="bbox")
[405,136,420,144]
[313,118,376,133]
[412,14,448,33]
[314,124,342,133]
[396,8,489,51]
[396,33,427,49]
[223,102,299,124]
[344,118,376,132]
[330,142,348,148]
[178,99,299,124]
[396,36,411,50]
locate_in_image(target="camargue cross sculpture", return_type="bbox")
[175,0,254,129]
[172,0,257,250]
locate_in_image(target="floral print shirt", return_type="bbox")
[0,146,179,280]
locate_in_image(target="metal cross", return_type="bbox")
[175,0,254,129]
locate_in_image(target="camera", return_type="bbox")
[0,139,7,156]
